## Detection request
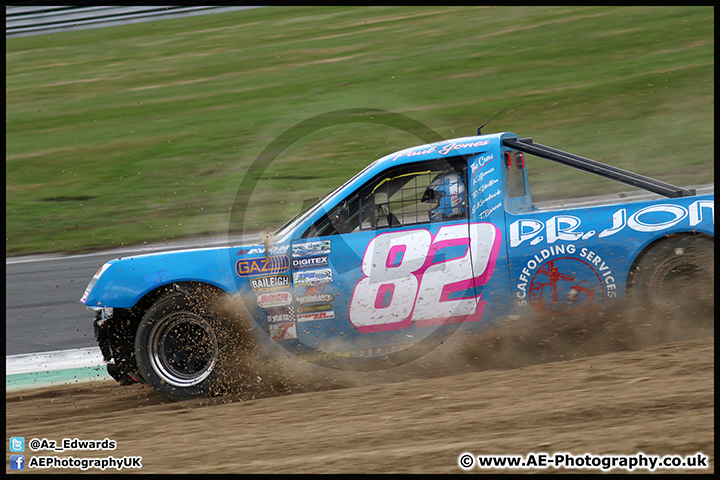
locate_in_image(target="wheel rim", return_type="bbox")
[650,258,710,307]
[147,312,218,388]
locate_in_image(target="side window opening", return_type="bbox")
[302,157,468,238]
[503,150,533,213]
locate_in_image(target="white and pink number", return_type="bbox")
[349,223,501,332]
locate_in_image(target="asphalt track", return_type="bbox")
[5,234,252,356]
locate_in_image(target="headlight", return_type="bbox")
[80,262,111,304]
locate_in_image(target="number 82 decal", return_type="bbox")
[349,222,501,332]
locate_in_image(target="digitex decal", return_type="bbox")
[236,255,290,277]
[292,255,329,270]
[250,275,291,292]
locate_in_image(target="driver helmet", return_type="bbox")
[422,170,466,221]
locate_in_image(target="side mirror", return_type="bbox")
[375,192,389,216]
[337,201,349,224]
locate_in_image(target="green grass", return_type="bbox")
[6,6,714,256]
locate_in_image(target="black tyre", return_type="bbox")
[134,292,247,401]
[629,235,714,340]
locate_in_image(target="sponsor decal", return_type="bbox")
[293,268,333,288]
[297,310,335,322]
[471,166,495,186]
[473,200,502,219]
[295,284,336,304]
[295,293,336,305]
[270,322,297,340]
[237,244,290,256]
[391,139,491,162]
[266,307,295,324]
[250,275,291,292]
[292,255,330,270]
[256,291,292,309]
[470,154,494,176]
[292,240,331,257]
[515,244,617,311]
[236,255,290,277]
[471,178,499,199]
[345,343,409,358]
[296,303,333,314]
[509,201,714,248]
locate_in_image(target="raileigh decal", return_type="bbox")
[349,222,502,333]
[515,244,617,311]
[256,291,292,309]
[236,255,290,277]
[250,275,291,292]
[292,255,330,270]
[510,201,714,248]
[292,240,331,257]
[293,268,333,288]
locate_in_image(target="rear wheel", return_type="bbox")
[134,292,247,401]
[629,235,713,341]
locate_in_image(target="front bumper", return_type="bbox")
[91,307,141,385]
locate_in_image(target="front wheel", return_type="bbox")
[134,293,245,401]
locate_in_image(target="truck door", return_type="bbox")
[463,151,513,324]
[289,156,498,357]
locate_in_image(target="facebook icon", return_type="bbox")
[10,455,25,470]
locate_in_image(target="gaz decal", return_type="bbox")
[235,256,290,277]
[349,222,502,333]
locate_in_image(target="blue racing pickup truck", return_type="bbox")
[81,130,714,401]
